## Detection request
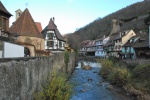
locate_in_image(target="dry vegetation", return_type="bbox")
[98,58,150,100]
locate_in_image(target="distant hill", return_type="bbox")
[66,1,150,51]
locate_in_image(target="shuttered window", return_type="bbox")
[47,41,50,46]
[47,41,54,47]
[59,41,62,47]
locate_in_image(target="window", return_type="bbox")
[119,39,121,42]
[125,47,127,52]
[0,41,3,50]
[47,41,50,46]
[118,45,121,49]
[18,13,21,16]
[59,41,62,47]
[47,33,54,39]
[115,46,117,49]
[47,41,54,47]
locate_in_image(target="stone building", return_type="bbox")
[9,8,49,56]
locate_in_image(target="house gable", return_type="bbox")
[0,1,12,17]
[122,29,136,46]
[42,18,65,42]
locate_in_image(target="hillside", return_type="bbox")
[66,1,150,50]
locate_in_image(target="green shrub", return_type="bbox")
[108,56,120,63]
[34,72,73,100]
[126,62,138,71]
[97,59,113,78]
[64,51,70,73]
[108,67,131,86]
[131,64,150,93]
[132,64,150,81]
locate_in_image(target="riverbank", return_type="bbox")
[98,57,150,100]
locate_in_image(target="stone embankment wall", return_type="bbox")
[0,53,75,100]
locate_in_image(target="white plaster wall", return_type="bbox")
[3,42,24,58]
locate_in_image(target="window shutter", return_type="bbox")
[47,41,50,46]
[52,41,54,46]
[59,41,62,47]
[52,33,54,37]
[47,33,50,38]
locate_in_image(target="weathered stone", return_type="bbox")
[0,53,76,100]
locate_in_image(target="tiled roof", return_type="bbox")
[35,22,42,33]
[86,40,96,47]
[47,18,56,30]
[80,40,91,47]
[0,1,12,16]
[9,8,43,39]
[42,18,65,41]
[133,33,149,48]
[123,36,138,47]
[105,34,116,45]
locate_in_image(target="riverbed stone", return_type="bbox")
[106,84,113,90]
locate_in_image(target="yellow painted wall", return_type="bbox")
[122,30,136,46]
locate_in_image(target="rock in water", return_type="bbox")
[106,84,113,90]
[81,62,92,70]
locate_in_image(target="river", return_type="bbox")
[69,61,132,100]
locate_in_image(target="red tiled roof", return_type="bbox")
[0,1,12,16]
[35,22,42,33]
[9,8,43,39]
[86,40,96,47]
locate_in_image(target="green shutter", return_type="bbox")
[47,41,50,46]
[47,33,50,38]
[52,33,54,37]
[52,41,54,46]
[59,41,62,47]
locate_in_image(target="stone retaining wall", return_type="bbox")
[0,53,75,100]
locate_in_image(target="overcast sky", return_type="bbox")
[2,0,143,34]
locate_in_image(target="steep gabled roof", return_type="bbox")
[47,18,56,30]
[0,1,12,16]
[42,18,65,41]
[133,33,149,48]
[9,8,43,39]
[35,22,42,33]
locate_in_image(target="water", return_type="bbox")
[69,61,132,100]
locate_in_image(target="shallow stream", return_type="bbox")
[69,61,132,100]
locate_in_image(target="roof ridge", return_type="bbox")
[20,9,27,34]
